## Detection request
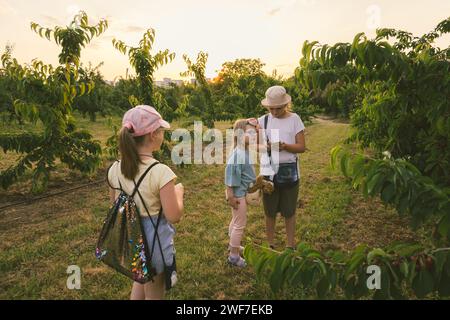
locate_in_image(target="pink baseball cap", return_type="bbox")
[122,105,170,137]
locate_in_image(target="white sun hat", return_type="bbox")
[261,85,292,107]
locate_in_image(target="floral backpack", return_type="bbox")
[95,161,164,284]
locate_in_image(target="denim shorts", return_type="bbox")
[141,215,176,274]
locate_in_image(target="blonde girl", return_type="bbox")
[224,118,258,267]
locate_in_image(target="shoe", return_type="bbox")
[228,255,247,268]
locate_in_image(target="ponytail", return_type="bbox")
[118,127,145,180]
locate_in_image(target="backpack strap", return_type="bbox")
[130,161,168,268]
[130,161,160,198]
[147,207,165,265]
[134,188,168,268]
[264,114,273,166]
[264,114,269,131]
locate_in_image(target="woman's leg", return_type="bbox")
[229,198,247,255]
[130,281,145,300]
[285,214,296,248]
[143,273,165,300]
[281,182,300,249]
[265,216,276,247]
[263,188,279,248]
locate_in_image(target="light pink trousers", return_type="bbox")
[228,197,247,248]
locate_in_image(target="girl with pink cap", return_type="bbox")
[106,105,184,300]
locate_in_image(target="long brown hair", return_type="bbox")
[118,127,146,180]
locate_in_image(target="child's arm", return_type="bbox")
[226,186,240,210]
[160,180,184,224]
[225,161,242,210]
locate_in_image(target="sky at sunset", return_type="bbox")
[1,0,449,81]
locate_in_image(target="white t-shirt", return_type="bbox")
[258,112,305,164]
[107,158,177,217]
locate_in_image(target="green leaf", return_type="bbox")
[434,251,448,280]
[380,183,395,203]
[437,258,450,296]
[395,244,423,257]
[327,269,338,289]
[300,266,316,289]
[397,193,409,215]
[79,83,85,96]
[316,259,328,277]
[367,172,382,195]
[345,245,367,279]
[437,272,450,296]
[289,264,304,287]
[354,269,370,298]
[330,146,342,170]
[340,152,349,177]
[269,254,288,293]
[316,276,330,299]
[243,245,253,263]
[400,260,409,278]
[343,275,357,298]
[412,270,434,298]
[367,248,389,264]
[372,266,391,300]
[438,214,450,238]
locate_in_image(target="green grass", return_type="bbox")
[0,116,422,299]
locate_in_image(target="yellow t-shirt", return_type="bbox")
[107,158,177,217]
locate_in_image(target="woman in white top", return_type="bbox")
[258,86,306,250]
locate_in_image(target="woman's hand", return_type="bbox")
[278,131,306,153]
[270,141,280,151]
